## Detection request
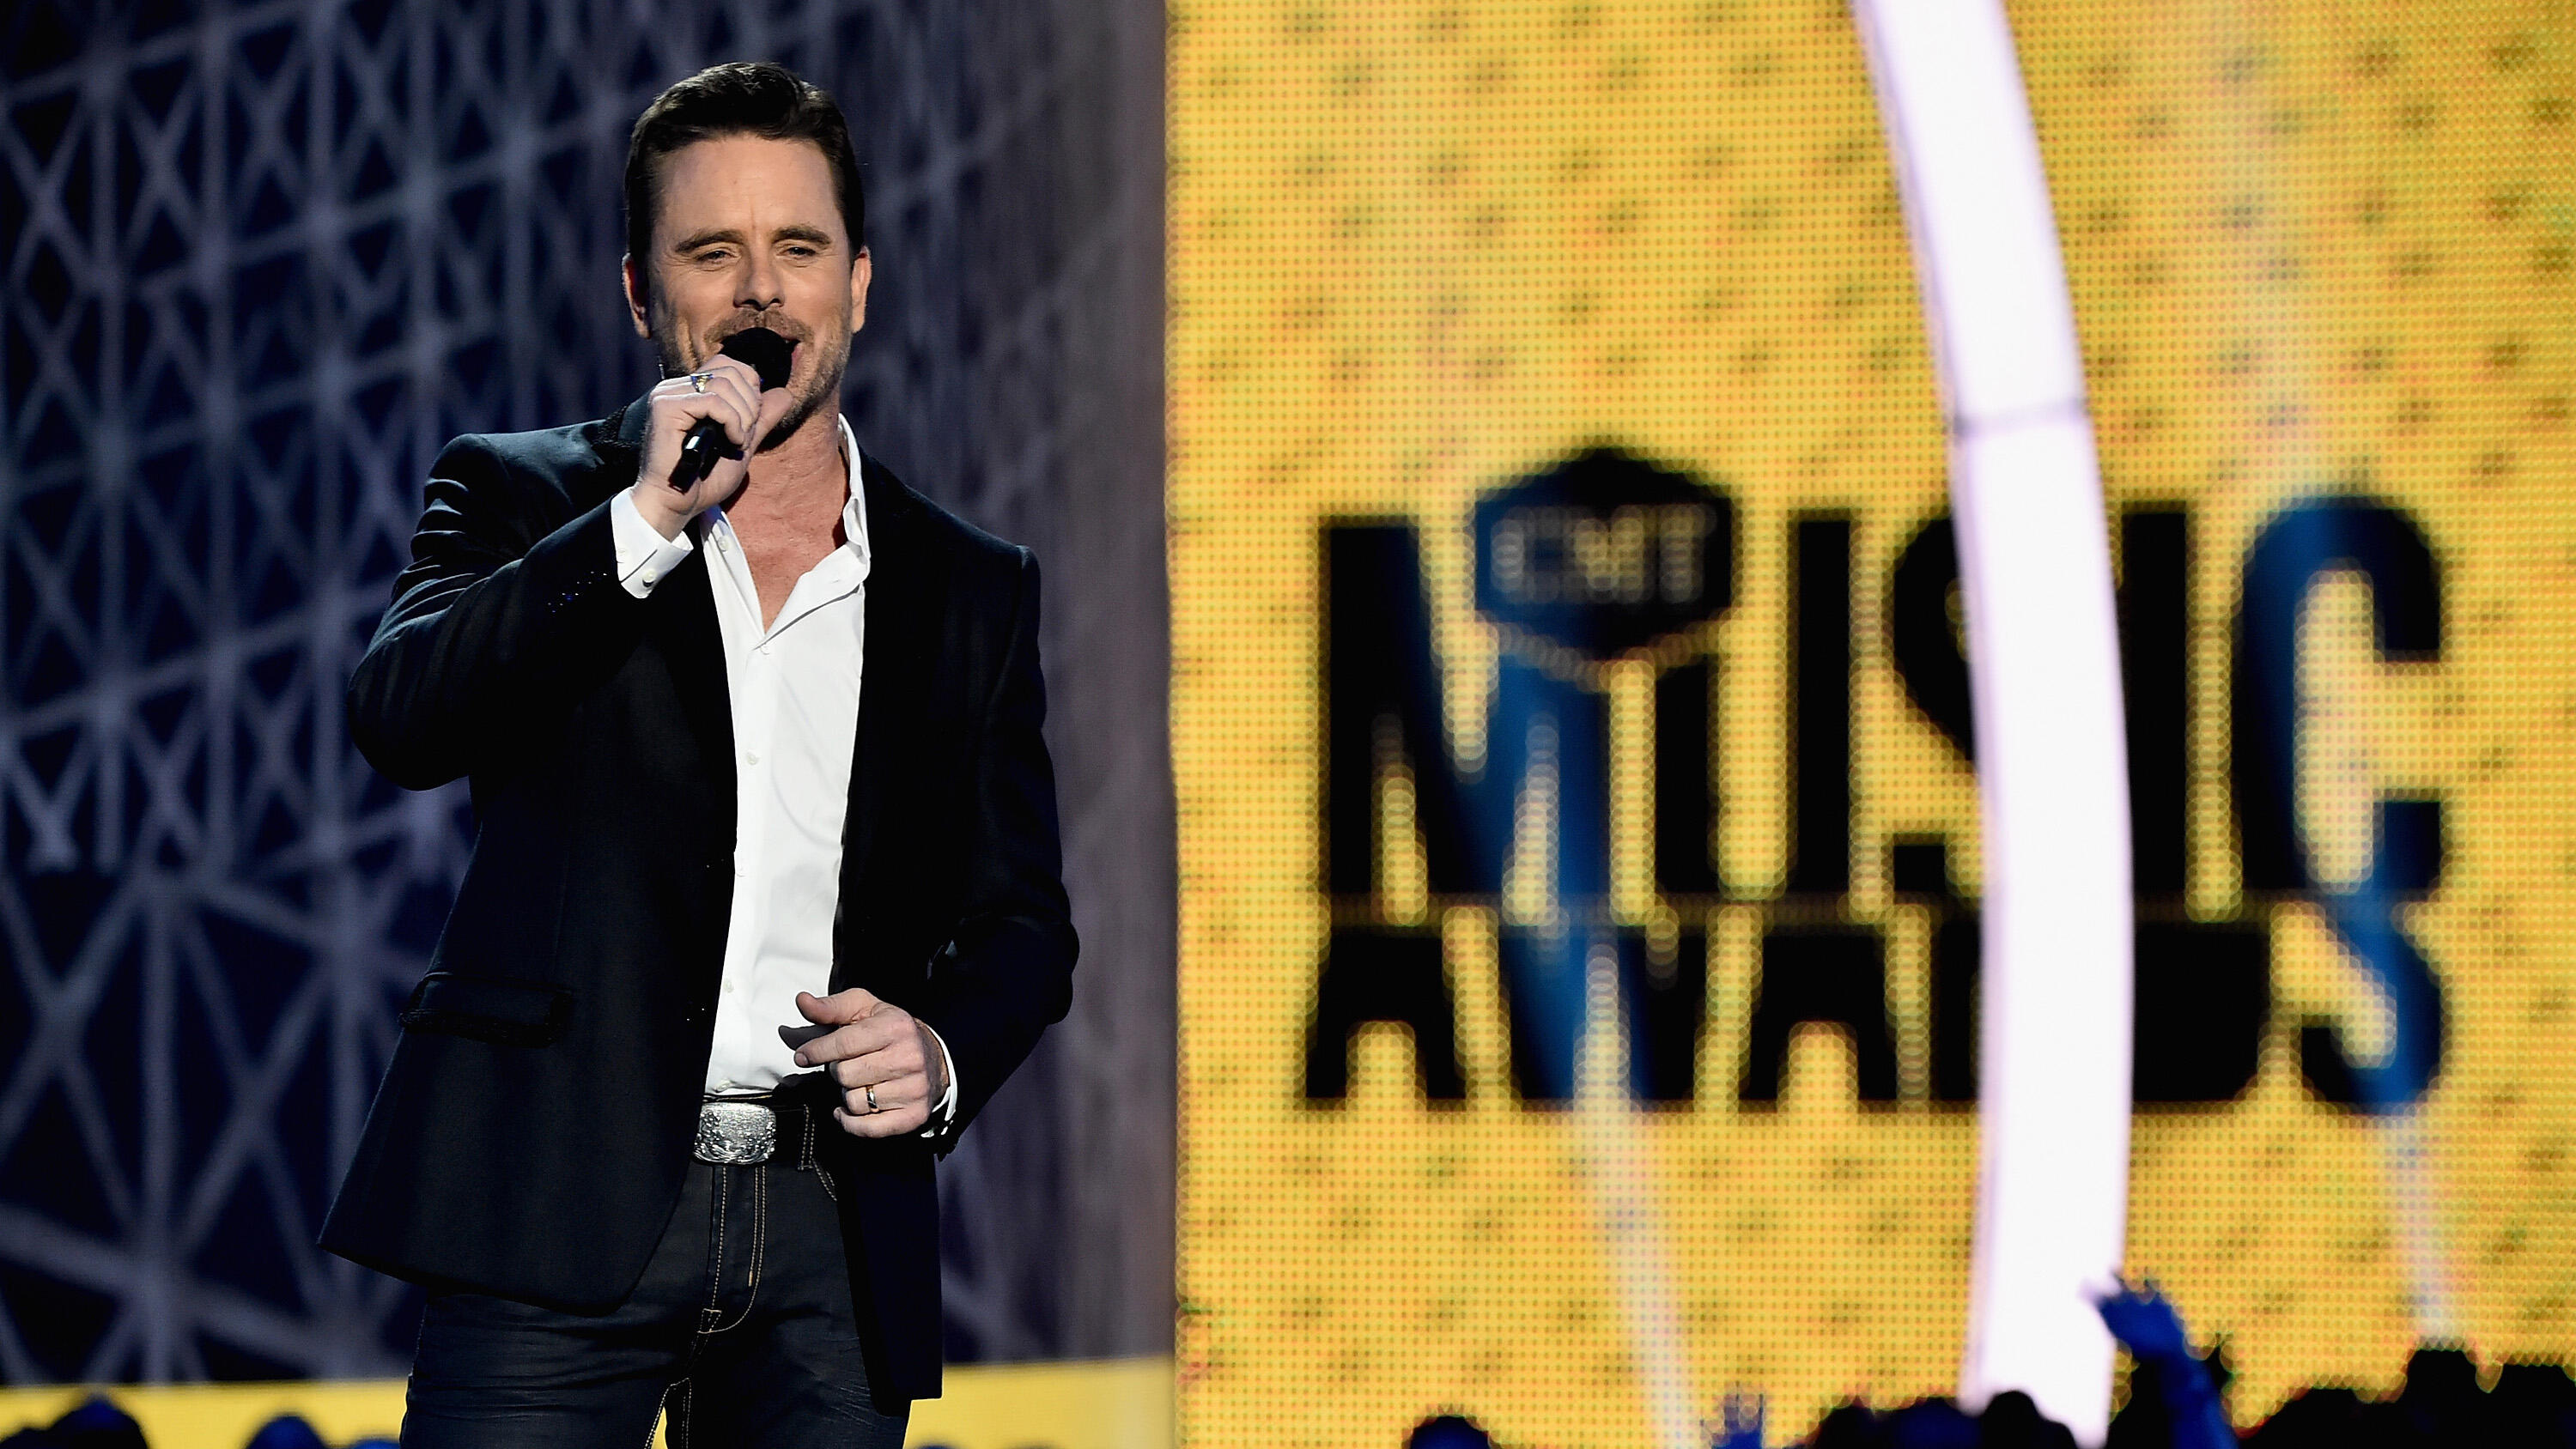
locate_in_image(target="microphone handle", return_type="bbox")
[669,415,740,491]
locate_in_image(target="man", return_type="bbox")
[322,62,1075,1447]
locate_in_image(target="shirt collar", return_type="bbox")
[835,414,870,567]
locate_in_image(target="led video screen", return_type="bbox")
[1170,1,2569,1442]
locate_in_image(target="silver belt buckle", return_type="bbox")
[694,1100,778,1165]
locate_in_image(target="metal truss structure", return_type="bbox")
[1,0,1170,1381]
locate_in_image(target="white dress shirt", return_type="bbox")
[607,415,956,1126]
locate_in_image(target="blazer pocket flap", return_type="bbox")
[402,971,571,1047]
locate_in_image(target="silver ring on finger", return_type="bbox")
[690,371,712,394]
[864,1084,880,1113]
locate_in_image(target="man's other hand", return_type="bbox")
[790,989,949,1138]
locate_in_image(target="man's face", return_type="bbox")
[624,134,871,452]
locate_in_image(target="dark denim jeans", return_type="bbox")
[402,1104,907,1448]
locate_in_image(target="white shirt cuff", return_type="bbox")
[920,1025,960,1137]
[611,487,695,597]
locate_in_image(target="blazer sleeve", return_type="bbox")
[914,548,1079,1150]
[348,435,644,791]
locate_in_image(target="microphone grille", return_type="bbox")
[719,328,793,391]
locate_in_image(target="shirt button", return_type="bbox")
[715,535,731,552]
[744,751,760,766]
[640,569,659,585]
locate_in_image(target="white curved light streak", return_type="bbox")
[1849,1,2136,1443]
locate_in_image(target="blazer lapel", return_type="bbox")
[574,394,649,512]
[835,453,941,990]
[596,391,736,794]
[648,550,735,789]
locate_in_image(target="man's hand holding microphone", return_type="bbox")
[633,328,798,539]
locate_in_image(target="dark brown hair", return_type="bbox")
[623,62,865,274]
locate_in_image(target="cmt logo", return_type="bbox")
[1306,446,2445,1115]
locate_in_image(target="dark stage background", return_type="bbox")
[0,0,1171,1383]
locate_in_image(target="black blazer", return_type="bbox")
[320,394,1076,1404]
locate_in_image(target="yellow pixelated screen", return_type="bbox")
[1168,2,2570,1442]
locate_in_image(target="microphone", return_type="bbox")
[668,327,795,491]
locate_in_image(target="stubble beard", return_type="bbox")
[753,339,848,455]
